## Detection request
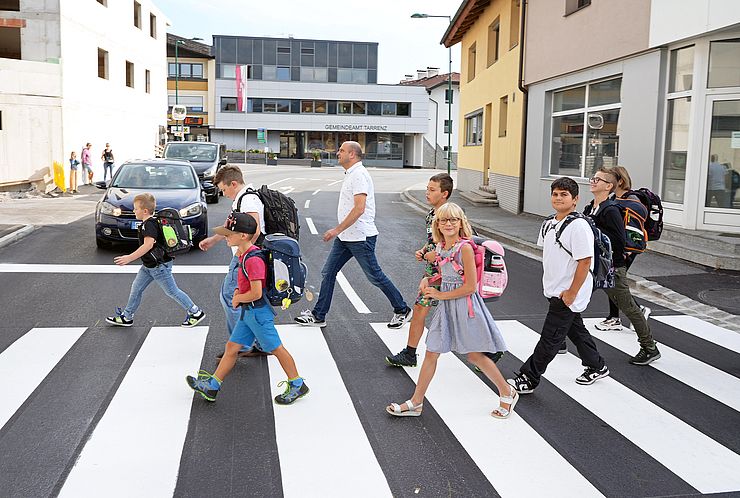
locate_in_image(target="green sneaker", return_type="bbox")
[274,379,309,405]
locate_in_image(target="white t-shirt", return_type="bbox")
[537,215,594,312]
[337,161,378,242]
[230,184,265,254]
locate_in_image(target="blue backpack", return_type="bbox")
[242,234,307,307]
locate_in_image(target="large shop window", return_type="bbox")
[705,100,740,210]
[465,111,483,146]
[661,45,694,205]
[365,133,403,160]
[550,78,621,178]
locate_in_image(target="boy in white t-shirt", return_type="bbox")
[508,177,608,394]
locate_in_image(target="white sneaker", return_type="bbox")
[294,309,326,327]
[595,317,623,331]
[387,308,412,329]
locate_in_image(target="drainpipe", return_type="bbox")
[516,0,528,214]
[430,96,439,168]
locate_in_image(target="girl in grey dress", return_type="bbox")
[386,203,518,419]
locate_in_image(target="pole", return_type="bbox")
[175,41,181,140]
[447,43,452,175]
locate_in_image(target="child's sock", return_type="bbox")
[189,305,201,315]
[288,376,303,387]
[207,375,222,390]
[406,346,417,355]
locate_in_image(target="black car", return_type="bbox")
[162,141,227,203]
[94,159,208,250]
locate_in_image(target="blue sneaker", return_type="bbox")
[274,379,309,405]
[186,371,220,401]
[106,307,133,327]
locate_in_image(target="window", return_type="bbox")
[382,102,396,116]
[98,48,108,79]
[487,19,500,67]
[314,101,327,113]
[708,39,740,88]
[337,68,352,83]
[338,102,352,114]
[352,69,368,84]
[221,97,237,112]
[263,100,290,113]
[467,43,476,82]
[221,64,236,79]
[565,0,590,15]
[126,61,134,88]
[149,13,156,38]
[276,66,290,81]
[300,67,328,82]
[705,101,740,209]
[550,78,622,178]
[669,45,694,92]
[397,103,410,116]
[301,101,314,113]
[510,1,520,49]
[191,64,203,78]
[145,69,150,93]
[465,112,483,145]
[169,95,204,112]
[168,63,177,77]
[0,26,21,59]
[263,65,276,80]
[499,96,508,137]
[353,102,366,114]
[133,1,141,29]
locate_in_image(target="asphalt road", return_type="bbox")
[1,165,739,498]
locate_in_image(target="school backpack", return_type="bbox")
[236,185,300,240]
[545,213,616,290]
[242,234,307,308]
[154,208,193,256]
[611,198,649,253]
[628,188,664,241]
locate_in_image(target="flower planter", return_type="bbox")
[266,158,278,166]
[310,160,322,168]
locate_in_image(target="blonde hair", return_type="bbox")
[431,202,472,243]
[133,193,156,213]
[611,166,632,191]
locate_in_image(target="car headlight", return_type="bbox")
[179,203,202,218]
[100,201,122,217]
[203,165,217,178]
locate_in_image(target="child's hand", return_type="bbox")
[415,249,424,261]
[232,293,241,309]
[423,287,441,300]
[559,289,577,307]
[418,277,429,294]
[423,251,437,263]
[114,254,133,266]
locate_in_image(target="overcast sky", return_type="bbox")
[155,0,461,84]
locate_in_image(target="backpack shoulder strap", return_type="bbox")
[553,213,581,258]
[236,187,260,212]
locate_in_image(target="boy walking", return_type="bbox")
[187,212,308,404]
[508,178,608,394]
[105,193,206,328]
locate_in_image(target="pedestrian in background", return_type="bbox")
[81,143,93,185]
[386,202,515,419]
[101,143,115,182]
[69,151,79,193]
[294,141,412,329]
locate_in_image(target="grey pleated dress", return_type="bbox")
[425,243,508,354]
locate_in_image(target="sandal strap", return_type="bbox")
[492,407,510,417]
[404,400,422,411]
[389,403,402,413]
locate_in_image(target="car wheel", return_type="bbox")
[96,237,113,250]
[209,192,219,204]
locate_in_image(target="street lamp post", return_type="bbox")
[173,37,203,140]
[411,13,453,175]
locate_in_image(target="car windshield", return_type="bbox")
[164,143,218,162]
[111,163,197,189]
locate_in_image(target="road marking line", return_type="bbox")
[0,263,229,274]
[312,189,321,196]
[281,186,295,194]
[499,320,740,494]
[58,326,209,498]
[371,323,603,498]
[304,200,310,209]
[337,271,371,314]
[328,179,342,186]
[0,327,86,430]
[305,218,318,235]
[585,318,740,412]
[268,325,392,497]
[654,315,740,354]
[268,178,292,187]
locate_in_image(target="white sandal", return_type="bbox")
[386,399,423,417]
[491,386,519,419]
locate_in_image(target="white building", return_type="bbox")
[0,0,168,189]
[209,36,429,167]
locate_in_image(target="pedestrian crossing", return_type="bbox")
[1,315,740,497]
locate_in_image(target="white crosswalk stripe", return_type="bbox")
[654,315,740,354]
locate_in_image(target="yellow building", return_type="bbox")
[443,0,524,213]
[166,34,215,141]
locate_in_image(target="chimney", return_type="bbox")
[404,74,415,81]
[426,67,439,77]
[417,69,428,79]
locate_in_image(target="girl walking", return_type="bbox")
[386,202,517,419]
[69,151,79,193]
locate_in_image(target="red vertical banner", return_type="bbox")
[236,65,248,112]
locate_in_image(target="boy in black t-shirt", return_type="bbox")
[106,193,206,327]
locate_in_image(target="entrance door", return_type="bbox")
[698,95,740,232]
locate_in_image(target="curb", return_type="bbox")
[0,225,36,250]
[401,188,740,333]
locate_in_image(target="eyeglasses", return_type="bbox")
[438,217,461,225]
[589,177,612,185]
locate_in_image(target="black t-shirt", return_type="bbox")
[584,198,626,268]
[103,149,114,163]
[137,217,171,268]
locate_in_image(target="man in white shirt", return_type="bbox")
[295,141,411,328]
[199,165,266,359]
[508,177,608,394]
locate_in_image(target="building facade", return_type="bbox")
[0,0,168,188]
[522,0,740,234]
[166,34,214,142]
[443,0,525,213]
[209,36,429,167]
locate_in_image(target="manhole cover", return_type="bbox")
[697,289,740,313]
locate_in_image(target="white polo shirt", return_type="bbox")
[537,215,594,312]
[230,184,265,254]
[337,161,378,242]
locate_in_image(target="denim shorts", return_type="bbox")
[229,304,282,352]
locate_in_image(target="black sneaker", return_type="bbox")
[294,310,326,327]
[629,346,661,365]
[575,365,610,385]
[385,348,417,367]
[182,309,206,328]
[557,344,568,355]
[106,308,133,327]
[507,372,535,394]
[274,380,309,405]
[387,308,412,329]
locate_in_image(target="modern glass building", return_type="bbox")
[210,35,429,167]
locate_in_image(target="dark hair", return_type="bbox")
[429,173,453,200]
[550,177,579,197]
[213,165,244,186]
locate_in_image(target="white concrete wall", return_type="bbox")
[427,84,459,155]
[650,0,740,47]
[58,0,169,179]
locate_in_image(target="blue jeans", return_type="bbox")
[103,162,114,181]
[123,261,198,319]
[312,235,408,321]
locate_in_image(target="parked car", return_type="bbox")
[162,141,227,203]
[94,159,208,250]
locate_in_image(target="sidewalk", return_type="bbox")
[402,187,740,331]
